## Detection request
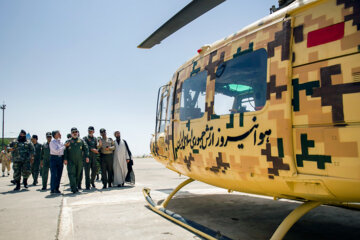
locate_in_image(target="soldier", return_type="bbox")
[8,130,34,191]
[31,135,42,185]
[64,127,89,193]
[1,146,11,177]
[98,128,115,189]
[40,132,52,190]
[83,126,99,189]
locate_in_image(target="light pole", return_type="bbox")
[0,103,6,149]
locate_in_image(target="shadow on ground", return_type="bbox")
[153,194,360,240]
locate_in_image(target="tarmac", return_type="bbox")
[0,158,359,240]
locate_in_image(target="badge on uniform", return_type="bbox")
[80,146,82,150]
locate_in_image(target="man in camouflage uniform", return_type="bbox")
[98,128,115,189]
[64,127,89,193]
[31,135,42,185]
[83,126,99,189]
[8,130,34,191]
[1,146,11,177]
[40,132,52,190]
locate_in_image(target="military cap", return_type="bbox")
[20,129,26,135]
[46,132,52,137]
[88,126,95,131]
[100,128,106,133]
[71,127,78,132]
[32,135,38,140]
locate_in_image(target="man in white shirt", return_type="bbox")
[49,130,68,194]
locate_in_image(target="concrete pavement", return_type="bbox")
[0,158,359,240]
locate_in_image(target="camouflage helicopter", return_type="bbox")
[138,0,360,239]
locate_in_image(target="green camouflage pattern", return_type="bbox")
[8,140,34,181]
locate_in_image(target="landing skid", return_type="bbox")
[143,178,323,240]
[142,178,232,240]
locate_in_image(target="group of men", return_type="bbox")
[2,126,134,194]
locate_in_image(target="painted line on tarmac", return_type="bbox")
[58,197,74,240]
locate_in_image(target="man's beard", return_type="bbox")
[18,136,26,142]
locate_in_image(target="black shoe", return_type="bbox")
[96,175,99,180]
[72,190,77,194]
[78,186,82,190]
[33,182,37,186]
[91,183,95,188]
[50,190,55,194]
[41,187,46,190]
[55,190,61,194]
[23,179,28,188]
[121,183,124,187]
[86,187,90,190]
[14,181,20,191]
[11,180,16,184]
[102,184,107,189]
[108,183,112,188]
[117,184,121,187]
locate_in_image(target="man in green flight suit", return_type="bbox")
[31,135,42,185]
[40,132,52,190]
[64,127,89,193]
[83,126,99,190]
[8,130,34,191]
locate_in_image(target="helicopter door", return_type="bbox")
[291,0,360,179]
[153,84,170,159]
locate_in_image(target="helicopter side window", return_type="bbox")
[180,71,207,121]
[214,48,267,115]
[156,86,169,133]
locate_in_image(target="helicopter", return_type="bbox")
[138,0,360,239]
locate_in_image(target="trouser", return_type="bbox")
[78,167,83,188]
[31,159,40,184]
[84,153,97,188]
[96,157,101,175]
[2,159,11,172]
[42,159,50,189]
[13,160,31,182]
[50,155,63,192]
[100,153,113,185]
[67,158,83,192]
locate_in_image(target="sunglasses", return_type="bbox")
[72,131,78,134]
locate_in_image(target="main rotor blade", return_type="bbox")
[138,0,226,49]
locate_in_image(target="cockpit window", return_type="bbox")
[180,71,207,121]
[214,48,267,115]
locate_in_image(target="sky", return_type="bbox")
[0,0,272,156]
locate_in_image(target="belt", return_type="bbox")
[50,154,63,157]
